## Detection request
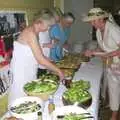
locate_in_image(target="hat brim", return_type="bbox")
[82,13,109,22]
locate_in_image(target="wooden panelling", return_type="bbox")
[0,0,54,24]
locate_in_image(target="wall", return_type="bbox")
[54,0,61,8]
[54,0,64,12]
[64,0,93,45]
[94,0,120,13]
[94,0,114,13]
[0,0,54,24]
[114,0,120,13]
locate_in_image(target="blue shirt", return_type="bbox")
[49,24,70,61]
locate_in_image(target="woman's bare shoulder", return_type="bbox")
[18,27,36,43]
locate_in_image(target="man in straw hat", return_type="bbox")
[83,8,120,120]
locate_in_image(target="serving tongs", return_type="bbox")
[57,113,94,119]
[74,102,86,109]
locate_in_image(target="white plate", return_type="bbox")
[94,52,106,56]
[52,105,94,120]
[9,96,43,120]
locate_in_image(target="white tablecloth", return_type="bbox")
[73,57,103,120]
[1,57,103,120]
[42,57,103,120]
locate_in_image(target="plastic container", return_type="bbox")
[38,111,42,120]
[63,77,72,88]
[48,95,55,114]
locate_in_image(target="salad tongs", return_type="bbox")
[57,113,94,119]
[74,102,86,109]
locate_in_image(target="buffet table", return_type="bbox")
[1,57,103,120]
[43,57,103,120]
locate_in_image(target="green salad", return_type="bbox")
[57,113,88,120]
[24,80,58,93]
[71,80,90,90]
[64,114,85,120]
[63,88,91,103]
[38,72,59,83]
[63,80,91,104]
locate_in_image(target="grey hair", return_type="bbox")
[33,8,55,26]
[63,12,75,23]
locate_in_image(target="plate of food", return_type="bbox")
[93,52,106,56]
[55,60,80,69]
[9,96,42,120]
[52,106,94,120]
[63,53,90,63]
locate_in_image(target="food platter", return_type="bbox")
[93,52,106,56]
[38,71,59,83]
[52,106,94,120]
[63,53,90,63]
[9,96,43,120]
[55,53,89,70]
[62,80,92,108]
[55,60,80,69]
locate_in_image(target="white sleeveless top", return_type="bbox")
[8,41,38,107]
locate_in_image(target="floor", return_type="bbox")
[99,97,120,120]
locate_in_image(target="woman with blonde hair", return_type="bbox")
[8,9,64,107]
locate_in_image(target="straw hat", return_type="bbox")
[82,8,109,22]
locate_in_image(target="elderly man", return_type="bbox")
[43,12,75,61]
[37,8,63,76]
[83,8,120,120]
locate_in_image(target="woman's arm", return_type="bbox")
[104,44,120,58]
[27,33,64,81]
